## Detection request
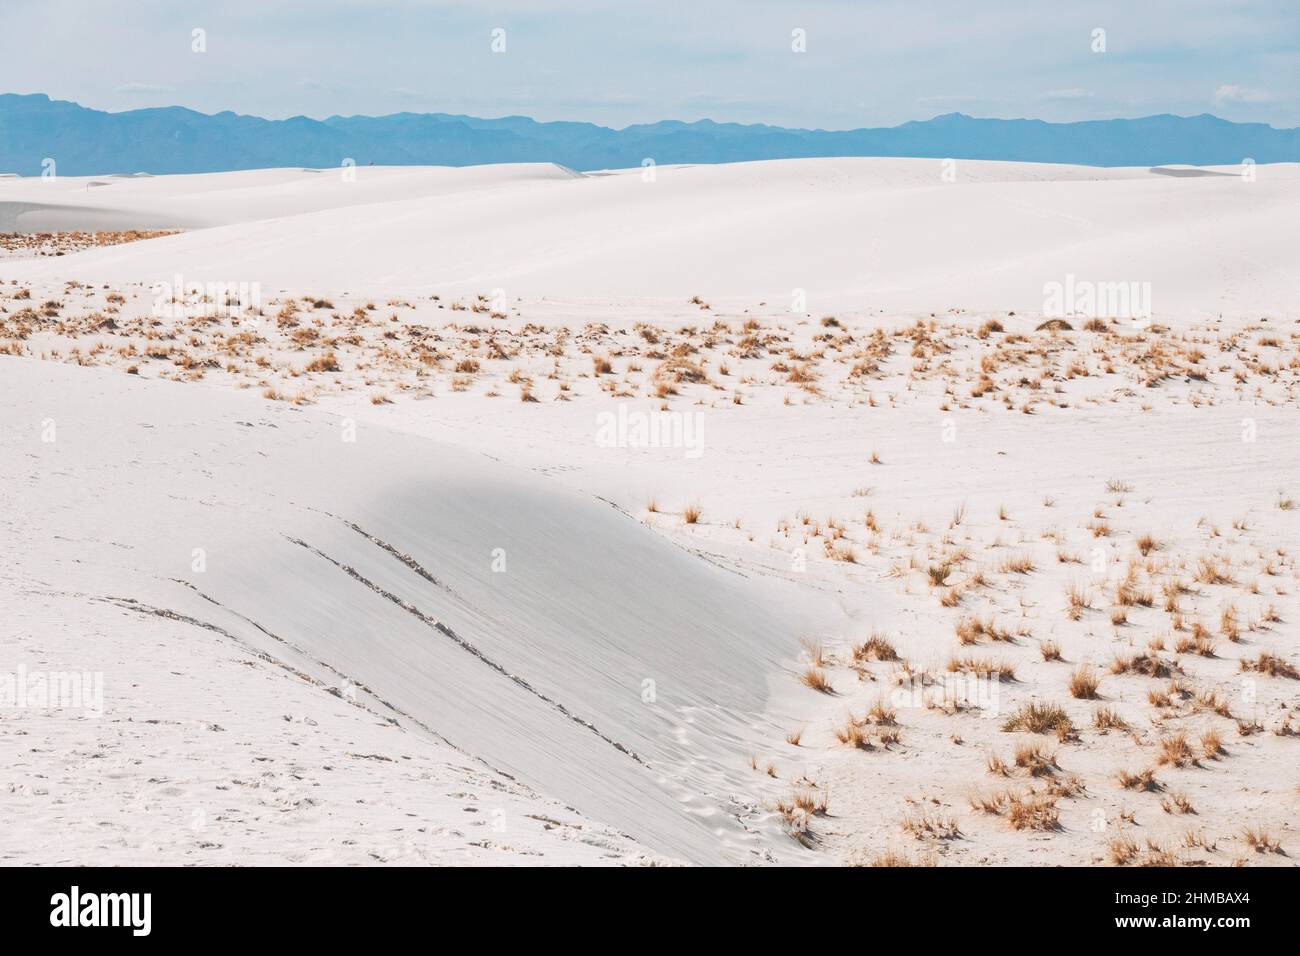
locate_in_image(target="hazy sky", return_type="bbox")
[5,0,1297,128]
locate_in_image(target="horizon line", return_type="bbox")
[4,91,1297,135]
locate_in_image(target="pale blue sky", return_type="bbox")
[5,0,1297,128]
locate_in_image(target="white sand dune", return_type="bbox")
[0,163,581,231]
[0,359,822,865]
[5,159,1298,318]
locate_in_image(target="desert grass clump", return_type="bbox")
[772,788,829,845]
[1174,625,1217,657]
[830,543,857,563]
[1147,686,1172,708]
[1093,706,1128,732]
[1236,717,1264,737]
[682,503,702,525]
[852,634,898,663]
[1006,791,1061,831]
[1136,532,1159,556]
[1068,666,1100,699]
[1200,728,1224,759]
[956,615,1014,645]
[926,563,953,587]
[1195,557,1234,586]
[1219,604,1240,642]
[1065,581,1091,620]
[1014,740,1057,777]
[1195,689,1232,719]
[1108,836,1140,865]
[792,788,828,816]
[833,718,871,750]
[901,810,960,841]
[1115,577,1154,608]
[1161,792,1195,815]
[947,656,1016,682]
[1040,640,1062,662]
[866,699,897,726]
[1116,768,1162,792]
[969,789,1011,814]
[800,668,833,694]
[1161,578,1183,613]
[304,351,341,372]
[1240,650,1298,679]
[1087,519,1111,538]
[999,552,1035,574]
[1241,826,1282,854]
[1155,732,1195,768]
[1001,701,1073,738]
[1110,652,1171,678]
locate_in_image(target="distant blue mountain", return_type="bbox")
[1,92,1295,176]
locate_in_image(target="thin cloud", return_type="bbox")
[1213,85,1272,105]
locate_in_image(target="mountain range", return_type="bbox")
[1,92,1296,175]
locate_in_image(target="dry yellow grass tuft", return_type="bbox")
[852,634,898,662]
[956,615,1014,645]
[1093,707,1128,732]
[901,810,960,841]
[1005,791,1061,831]
[304,351,341,372]
[1067,666,1100,699]
[1240,651,1298,679]
[1013,740,1057,777]
[1155,732,1195,768]
[1200,728,1224,759]
[1108,836,1140,865]
[1241,826,1282,854]
[800,668,833,694]
[1116,768,1161,792]
[1001,702,1073,738]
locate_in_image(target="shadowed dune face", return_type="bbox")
[1147,167,1238,178]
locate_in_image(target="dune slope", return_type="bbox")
[4,158,1298,318]
[0,359,813,864]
